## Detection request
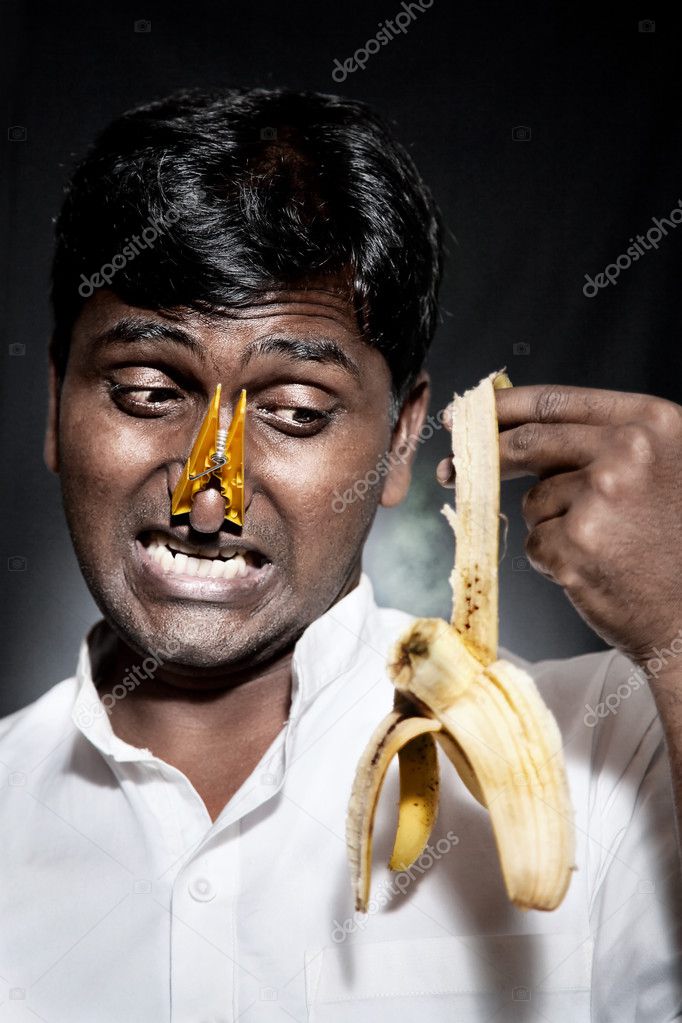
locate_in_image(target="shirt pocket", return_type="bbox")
[305,932,593,1023]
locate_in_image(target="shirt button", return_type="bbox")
[189,876,216,902]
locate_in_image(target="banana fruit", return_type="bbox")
[346,371,575,913]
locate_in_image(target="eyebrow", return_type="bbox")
[90,318,361,379]
[90,317,203,355]
[239,335,361,380]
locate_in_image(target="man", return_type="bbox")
[1,87,680,1021]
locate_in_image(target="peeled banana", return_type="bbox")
[346,371,575,913]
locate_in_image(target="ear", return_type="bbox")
[44,351,61,474]
[380,370,431,508]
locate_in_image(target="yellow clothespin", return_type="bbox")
[171,385,246,526]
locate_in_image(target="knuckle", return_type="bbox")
[589,465,620,497]
[511,422,539,454]
[553,563,582,590]
[565,510,600,552]
[646,399,682,437]
[613,422,654,464]
[527,531,580,589]
[524,530,581,588]
[534,388,570,424]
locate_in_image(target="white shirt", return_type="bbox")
[0,572,680,1022]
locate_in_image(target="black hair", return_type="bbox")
[51,87,443,406]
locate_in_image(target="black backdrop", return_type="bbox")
[2,0,681,714]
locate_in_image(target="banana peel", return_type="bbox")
[346,371,575,913]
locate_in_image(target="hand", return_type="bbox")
[437,385,682,670]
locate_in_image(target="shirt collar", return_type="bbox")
[71,571,379,763]
[291,571,379,712]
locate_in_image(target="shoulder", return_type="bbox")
[510,646,670,877]
[500,645,659,740]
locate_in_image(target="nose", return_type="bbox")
[171,386,248,530]
[189,482,228,533]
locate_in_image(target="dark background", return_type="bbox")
[1,0,680,715]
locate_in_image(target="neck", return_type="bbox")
[90,568,364,819]
[94,639,293,822]
[98,646,294,741]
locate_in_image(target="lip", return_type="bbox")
[133,535,275,604]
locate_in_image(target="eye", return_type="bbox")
[257,404,333,436]
[109,383,183,418]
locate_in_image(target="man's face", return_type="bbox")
[47,288,428,679]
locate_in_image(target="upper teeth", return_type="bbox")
[146,535,251,579]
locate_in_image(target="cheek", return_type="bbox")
[255,433,381,544]
[258,452,344,528]
[255,420,383,503]
[59,398,165,526]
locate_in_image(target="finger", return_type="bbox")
[495,384,653,430]
[523,517,568,585]
[525,502,615,595]
[436,456,456,488]
[521,470,586,529]
[499,423,602,480]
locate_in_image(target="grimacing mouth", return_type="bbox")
[137,529,271,581]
